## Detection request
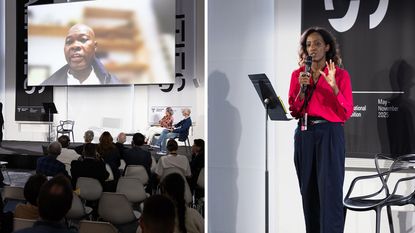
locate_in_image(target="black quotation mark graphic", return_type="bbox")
[160,14,187,92]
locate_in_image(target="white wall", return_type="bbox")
[208,0,275,232]
[0,0,4,104]
[3,0,204,143]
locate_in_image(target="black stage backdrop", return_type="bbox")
[15,0,54,122]
[301,0,415,158]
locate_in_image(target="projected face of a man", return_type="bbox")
[64,24,97,73]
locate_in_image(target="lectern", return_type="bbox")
[249,73,291,233]
[42,102,57,142]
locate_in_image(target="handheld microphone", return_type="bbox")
[301,55,313,93]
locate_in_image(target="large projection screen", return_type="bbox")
[27,0,175,86]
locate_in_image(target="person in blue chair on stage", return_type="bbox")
[288,27,353,233]
[154,108,192,155]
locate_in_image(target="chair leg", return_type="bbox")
[386,206,394,233]
[375,208,381,233]
[71,131,74,143]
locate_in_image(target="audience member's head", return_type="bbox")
[23,174,48,206]
[84,130,94,143]
[160,173,187,233]
[140,195,176,233]
[117,132,126,144]
[165,107,174,116]
[98,131,115,154]
[181,108,191,117]
[38,175,73,222]
[192,139,204,155]
[58,135,70,148]
[166,139,178,153]
[132,133,145,147]
[47,141,62,157]
[83,143,97,158]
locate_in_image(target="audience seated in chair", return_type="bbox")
[155,139,191,179]
[161,173,204,233]
[57,135,80,176]
[14,175,75,233]
[36,142,69,178]
[137,195,176,233]
[155,108,192,154]
[115,132,127,159]
[146,107,174,146]
[14,174,48,220]
[124,133,152,177]
[190,139,205,195]
[97,131,121,191]
[70,143,109,188]
[75,130,96,156]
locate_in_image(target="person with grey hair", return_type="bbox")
[155,108,192,155]
[75,130,96,155]
[145,107,174,146]
[36,141,69,177]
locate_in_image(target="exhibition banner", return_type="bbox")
[302,0,415,158]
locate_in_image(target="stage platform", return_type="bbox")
[0,140,65,170]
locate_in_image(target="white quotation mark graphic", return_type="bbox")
[24,78,44,95]
[325,0,389,32]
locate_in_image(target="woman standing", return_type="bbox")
[288,27,353,233]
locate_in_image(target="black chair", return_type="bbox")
[344,154,415,233]
[56,120,75,142]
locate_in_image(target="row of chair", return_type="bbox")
[14,218,119,233]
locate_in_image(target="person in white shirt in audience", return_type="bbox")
[146,107,174,145]
[57,135,80,176]
[155,139,191,179]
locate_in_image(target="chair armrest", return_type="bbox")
[389,169,415,198]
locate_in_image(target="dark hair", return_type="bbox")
[23,174,47,206]
[299,27,342,66]
[193,139,204,152]
[161,173,187,233]
[133,133,145,147]
[83,143,97,158]
[38,175,73,221]
[97,131,115,155]
[166,139,178,152]
[141,195,175,233]
[58,135,70,148]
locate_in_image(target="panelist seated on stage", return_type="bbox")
[154,108,192,154]
[41,24,119,86]
[36,142,69,178]
[146,107,174,145]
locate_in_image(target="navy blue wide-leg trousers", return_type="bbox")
[294,122,345,233]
